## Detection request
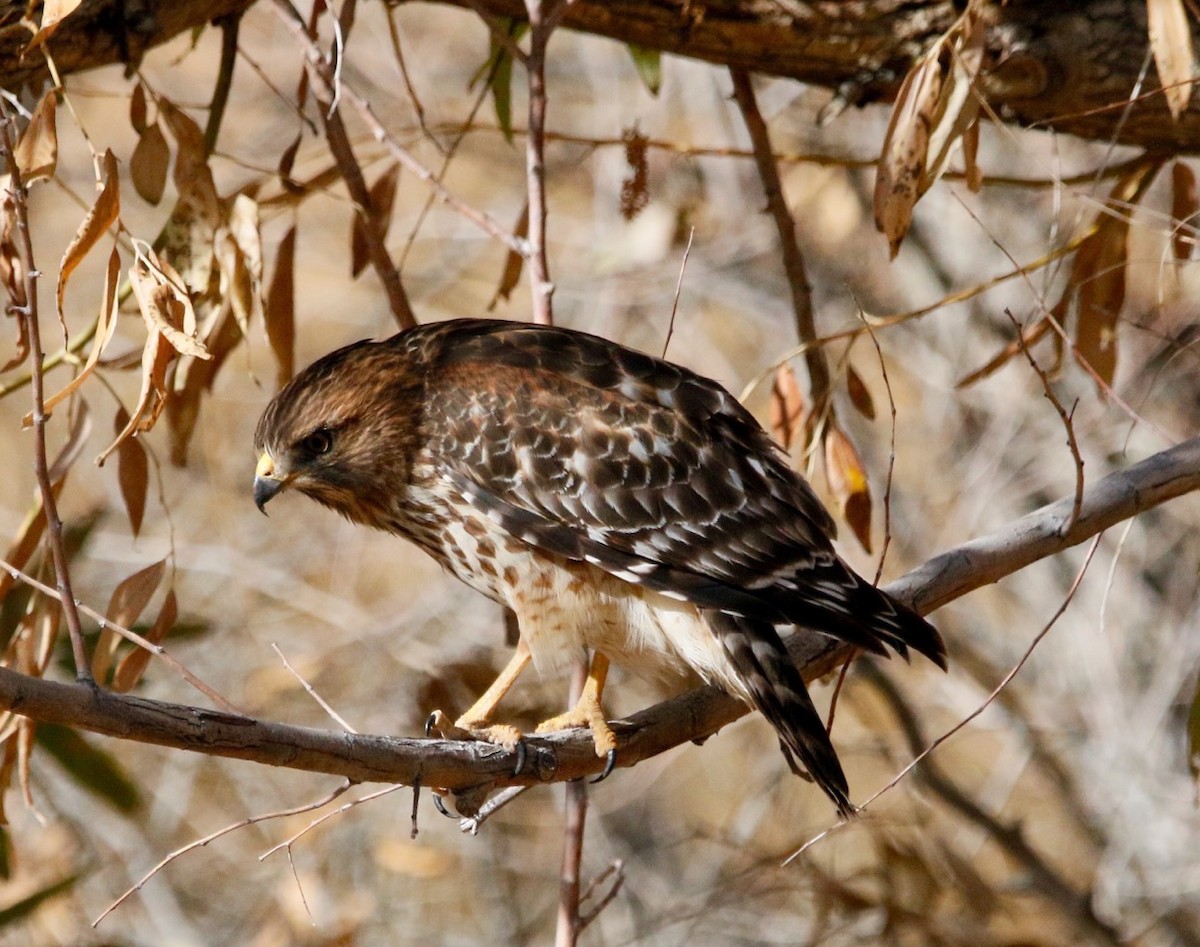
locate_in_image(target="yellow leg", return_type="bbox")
[535,652,617,758]
[426,639,531,750]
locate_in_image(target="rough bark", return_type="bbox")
[1,1,1197,152]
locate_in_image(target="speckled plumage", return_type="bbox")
[254,318,945,815]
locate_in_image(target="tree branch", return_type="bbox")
[3,2,1198,152]
[0,435,1196,812]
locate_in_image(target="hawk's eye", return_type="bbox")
[299,428,334,457]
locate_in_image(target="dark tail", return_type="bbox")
[707,610,857,818]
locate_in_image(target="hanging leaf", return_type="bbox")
[56,150,119,330]
[488,202,529,310]
[92,559,166,682]
[130,123,170,205]
[824,425,873,554]
[626,45,662,96]
[114,407,148,537]
[112,589,177,693]
[351,164,401,278]
[1073,214,1129,389]
[130,82,149,135]
[846,365,876,420]
[1171,161,1198,262]
[265,225,297,388]
[25,0,86,50]
[1147,0,1195,120]
[36,246,121,422]
[769,363,806,452]
[13,91,58,184]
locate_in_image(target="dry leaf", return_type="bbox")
[36,246,121,422]
[846,365,876,420]
[26,0,86,49]
[265,225,296,388]
[955,316,1052,388]
[1147,0,1195,120]
[0,482,66,605]
[130,82,148,135]
[1073,215,1128,388]
[13,91,57,184]
[962,119,983,192]
[824,425,873,554]
[159,101,220,297]
[875,4,988,256]
[769,363,806,451]
[351,163,400,278]
[114,406,148,537]
[874,53,942,257]
[1171,161,1198,262]
[93,559,166,682]
[130,123,169,205]
[112,589,176,693]
[489,202,530,310]
[166,301,245,466]
[56,149,119,329]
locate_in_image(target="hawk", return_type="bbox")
[253,318,944,816]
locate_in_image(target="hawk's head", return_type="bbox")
[252,338,422,528]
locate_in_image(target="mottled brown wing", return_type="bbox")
[410,320,943,665]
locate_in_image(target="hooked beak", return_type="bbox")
[254,453,286,514]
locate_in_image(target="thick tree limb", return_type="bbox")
[2,1,1198,153]
[0,435,1197,814]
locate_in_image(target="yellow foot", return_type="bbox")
[425,709,523,751]
[535,694,618,759]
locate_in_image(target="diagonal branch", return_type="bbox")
[0,436,1197,807]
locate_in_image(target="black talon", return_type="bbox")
[424,712,438,738]
[512,739,527,777]
[432,794,454,818]
[590,748,617,784]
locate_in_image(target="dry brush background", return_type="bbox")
[0,2,1199,945]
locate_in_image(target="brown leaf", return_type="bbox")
[824,425,873,554]
[93,559,166,682]
[26,0,85,49]
[130,82,148,136]
[875,53,942,257]
[130,259,210,359]
[265,225,296,388]
[130,123,169,205]
[278,132,302,185]
[35,246,121,422]
[1148,0,1195,120]
[114,407,148,537]
[166,300,245,466]
[350,163,400,278]
[159,101,220,298]
[845,365,876,421]
[769,363,806,451]
[1073,215,1129,388]
[13,91,57,184]
[57,149,120,329]
[962,119,983,192]
[489,202,530,310]
[1171,161,1197,262]
[112,589,176,693]
[0,482,66,606]
[922,8,986,192]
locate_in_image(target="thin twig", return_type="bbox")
[95,780,354,927]
[272,0,527,259]
[554,655,589,947]
[203,12,242,158]
[260,783,404,859]
[0,109,91,681]
[0,558,239,712]
[729,68,831,416]
[275,0,415,328]
[1004,307,1086,531]
[661,227,694,359]
[578,859,625,930]
[271,642,357,732]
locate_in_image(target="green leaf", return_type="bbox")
[37,723,141,813]
[626,44,662,96]
[470,20,528,144]
[0,873,79,928]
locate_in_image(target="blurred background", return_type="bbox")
[1,3,1199,944]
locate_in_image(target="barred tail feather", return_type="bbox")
[707,611,857,818]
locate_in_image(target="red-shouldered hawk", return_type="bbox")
[253,319,944,816]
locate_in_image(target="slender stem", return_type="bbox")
[0,109,91,682]
[203,12,242,158]
[524,0,554,324]
[729,68,831,413]
[554,657,588,947]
